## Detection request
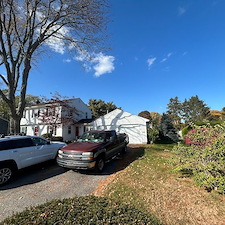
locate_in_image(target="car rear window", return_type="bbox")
[0,138,35,151]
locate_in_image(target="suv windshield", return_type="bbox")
[77,132,106,143]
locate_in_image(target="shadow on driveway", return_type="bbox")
[78,145,145,176]
[0,145,145,190]
[0,160,68,190]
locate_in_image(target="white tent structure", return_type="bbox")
[92,109,149,144]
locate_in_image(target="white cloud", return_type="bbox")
[167,52,172,58]
[147,57,156,69]
[43,26,70,54]
[74,51,115,77]
[45,36,65,54]
[92,53,115,77]
[161,52,173,62]
[178,7,186,16]
[63,59,71,63]
[163,67,170,72]
[74,49,90,62]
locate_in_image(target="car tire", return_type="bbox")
[95,156,105,172]
[0,165,15,186]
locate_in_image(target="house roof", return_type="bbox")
[93,109,149,125]
[24,98,83,109]
[76,118,94,124]
[0,117,9,122]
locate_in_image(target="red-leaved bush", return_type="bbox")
[174,123,225,193]
[185,127,218,146]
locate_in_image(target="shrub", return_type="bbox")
[41,133,52,139]
[41,133,63,142]
[173,123,225,193]
[1,196,160,225]
[148,127,159,144]
[181,125,191,138]
[51,136,63,142]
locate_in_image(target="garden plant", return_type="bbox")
[173,123,225,193]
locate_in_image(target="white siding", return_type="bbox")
[20,98,92,141]
[92,109,149,144]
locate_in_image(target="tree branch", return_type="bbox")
[0,74,9,85]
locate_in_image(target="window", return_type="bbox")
[32,137,49,146]
[68,126,71,134]
[54,126,57,135]
[0,138,34,151]
[15,138,34,148]
[52,107,55,116]
[21,127,27,134]
[23,110,26,118]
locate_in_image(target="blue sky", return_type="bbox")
[27,0,225,115]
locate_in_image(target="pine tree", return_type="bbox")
[159,113,179,143]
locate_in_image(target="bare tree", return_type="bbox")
[38,92,79,135]
[0,0,108,133]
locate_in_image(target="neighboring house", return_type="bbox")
[0,117,9,135]
[92,109,150,144]
[20,98,92,141]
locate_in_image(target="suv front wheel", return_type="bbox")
[0,165,15,186]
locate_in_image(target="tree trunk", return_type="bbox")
[10,116,21,134]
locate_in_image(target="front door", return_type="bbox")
[75,127,79,138]
[34,126,39,136]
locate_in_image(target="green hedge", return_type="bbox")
[1,196,160,225]
[41,133,63,142]
[51,136,63,142]
[41,133,52,139]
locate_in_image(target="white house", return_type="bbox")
[20,98,92,141]
[92,109,149,144]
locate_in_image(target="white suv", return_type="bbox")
[0,136,66,185]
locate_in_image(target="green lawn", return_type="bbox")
[99,144,225,225]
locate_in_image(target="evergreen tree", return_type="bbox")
[158,113,179,143]
[166,96,182,130]
[88,99,120,118]
[166,95,211,124]
[181,95,210,123]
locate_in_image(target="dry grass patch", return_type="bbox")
[94,144,225,225]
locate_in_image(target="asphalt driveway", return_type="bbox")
[0,146,144,222]
[0,160,111,222]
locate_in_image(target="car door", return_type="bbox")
[11,138,38,169]
[30,137,59,163]
[105,132,119,159]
